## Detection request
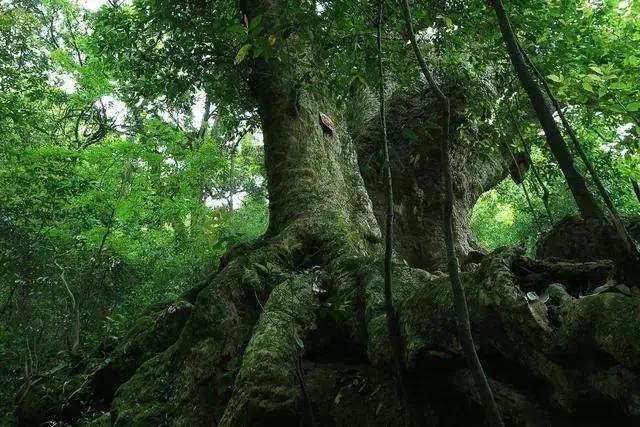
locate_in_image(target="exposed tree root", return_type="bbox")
[401,248,640,423]
[513,256,616,293]
[538,216,640,286]
[219,274,319,425]
[15,240,640,426]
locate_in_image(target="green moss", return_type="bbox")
[400,276,459,365]
[111,348,175,426]
[562,293,640,370]
[219,274,319,425]
[78,413,111,427]
[109,238,322,425]
[107,299,193,370]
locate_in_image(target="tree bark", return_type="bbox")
[632,178,640,204]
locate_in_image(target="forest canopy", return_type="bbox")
[1,0,639,425]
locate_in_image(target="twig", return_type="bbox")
[505,99,553,224]
[503,140,542,233]
[54,260,80,352]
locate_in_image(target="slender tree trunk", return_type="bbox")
[633,178,640,204]
[198,97,211,140]
[490,0,604,221]
[227,140,239,212]
[518,43,639,259]
[506,98,554,225]
[504,140,542,233]
[55,261,80,353]
[375,4,415,423]
[95,165,132,263]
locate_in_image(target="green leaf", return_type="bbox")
[626,102,640,112]
[249,15,262,30]
[234,44,251,65]
[293,331,304,350]
[402,128,418,141]
[253,262,269,273]
[227,23,246,34]
[546,74,562,83]
[588,66,603,75]
[253,43,264,59]
[586,73,603,82]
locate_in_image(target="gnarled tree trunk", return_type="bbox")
[357,89,516,271]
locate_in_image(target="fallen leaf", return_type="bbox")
[528,300,552,332]
[334,393,342,406]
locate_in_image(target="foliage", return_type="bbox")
[0,0,267,412]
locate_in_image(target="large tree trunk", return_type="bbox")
[14,2,640,426]
[357,89,516,271]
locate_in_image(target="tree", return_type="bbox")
[490,0,639,263]
[10,0,640,426]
